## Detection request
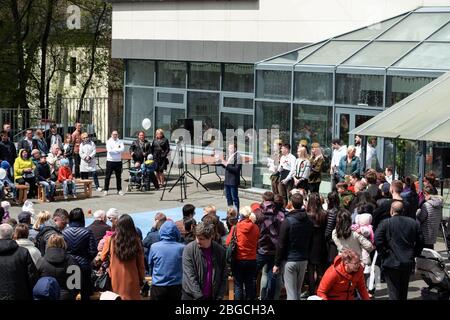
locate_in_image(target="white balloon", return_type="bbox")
[0,168,6,180]
[142,118,151,131]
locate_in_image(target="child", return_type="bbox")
[1,201,11,223]
[0,161,17,201]
[58,158,76,199]
[336,182,354,210]
[141,154,159,191]
[62,133,74,172]
[35,154,56,202]
[351,213,374,267]
[129,161,143,188]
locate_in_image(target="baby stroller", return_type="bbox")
[127,165,143,192]
[416,248,450,300]
[141,155,159,191]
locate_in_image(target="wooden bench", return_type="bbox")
[16,184,30,205]
[37,179,93,202]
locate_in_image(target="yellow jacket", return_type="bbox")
[14,149,35,181]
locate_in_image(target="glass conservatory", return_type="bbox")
[253,6,450,190]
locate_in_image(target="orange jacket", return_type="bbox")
[226,219,260,261]
[58,166,73,182]
[317,255,370,300]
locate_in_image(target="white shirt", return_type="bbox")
[278,153,296,181]
[106,138,124,162]
[331,145,347,173]
[366,144,377,169]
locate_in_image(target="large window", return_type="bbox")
[223,97,253,110]
[256,70,291,100]
[292,105,333,149]
[223,64,254,93]
[220,113,253,153]
[126,60,155,86]
[294,72,333,104]
[187,92,220,146]
[336,74,384,107]
[156,61,187,88]
[155,107,186,141]
[124,87,154,139]
[386,75,435,107]
[253,102,291,189]
[188,63,221,90]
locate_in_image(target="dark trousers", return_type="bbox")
[151,285,182,300]
[80,266,93,301]
[81,171,100,189]
[309,182,321,193]
[383,267,412,300]
[278,180,293,206]
[74,153,81,178]
[307,263,326,295]
[271,176,279,195]
[256,254,277,300]
[225,185,239,211]
[423,244,434,250]
[232,260,257,300]
[104,161,122,192]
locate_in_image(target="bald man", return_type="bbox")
[375,201,424,300]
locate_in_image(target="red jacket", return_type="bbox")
[317,255,370,300]
[226,219,260,261]
[58,166,73,182]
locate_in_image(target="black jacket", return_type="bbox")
[0,140,17,167]
[87,220,111,245]
[182,240,227,300]
[18,138,38,155]
[275,209,313,265]
[374,215,424,270]
[62,223,97,269]
[0,239,37,300]
[221,153,242,186]
[129,139,151,163]
[35,162,52,181]
[46,133,63,151]
[372,198,393,232]
[36,247,77,300]
[35,221,62,255]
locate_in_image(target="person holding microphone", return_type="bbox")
[103,130,125,196]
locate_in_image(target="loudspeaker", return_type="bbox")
[177,118,194,143]
[432,148,450,179]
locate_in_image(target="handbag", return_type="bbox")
[23,171,35,179]
[226,225,238,266]
[94,239,112,291]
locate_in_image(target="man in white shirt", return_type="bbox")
[330,139,347,191]
[103,130,125,196]
[277,143,296,205]
[366,137,378,170]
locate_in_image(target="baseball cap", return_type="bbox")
[18,211,32,224]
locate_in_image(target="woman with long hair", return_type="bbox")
[101,214,145,300]
[305,192,328,296]
[152,128,170,186]
[325,191,340,264]
[332,209,373,264]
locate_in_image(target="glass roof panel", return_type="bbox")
[267,43,324,65]
[394,42,450,69]
[300,41,368,65]
[336,15,406,40]
[378,13,450,41]
[342,41,418,67]
[428,22,450,41]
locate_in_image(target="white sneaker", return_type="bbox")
[64,195,68,200]
[73,194,77,199]
[118,190,125,196]
[103,191,108,196]
[96,187,103,192]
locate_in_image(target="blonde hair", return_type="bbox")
[203,205,216,216]
[33,210,52,230]
[155,129,164,138]
[297,146,309,159]
[47,234,67,249]
[239,206,252,219]
[81,132,89,139]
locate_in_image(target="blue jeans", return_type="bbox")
[62,180,76,196]
[225,185,239,211]
[232,260,257,300]
[39,180,56,199]
[81,171,100,189]
[256,254,280,300]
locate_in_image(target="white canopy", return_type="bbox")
[350,71,450,143]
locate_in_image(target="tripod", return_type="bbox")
[160,140,208,202]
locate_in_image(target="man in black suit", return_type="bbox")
[18,129,37,155]
[220,143,242,211]
[375,201,424,300]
